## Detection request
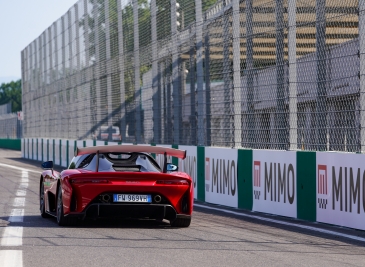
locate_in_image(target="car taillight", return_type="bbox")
[156,180,189,185]
[70,179,109,184]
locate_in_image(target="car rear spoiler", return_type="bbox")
[75,145,186,159]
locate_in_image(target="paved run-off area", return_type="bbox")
[0,149,364,267]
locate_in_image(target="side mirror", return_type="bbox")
[41,161,53,170]
[166,163,178,172]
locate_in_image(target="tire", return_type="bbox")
[56,185,79,226]
[40,180,50,218]
[170,217,191,227]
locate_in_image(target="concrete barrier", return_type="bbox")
[0,138,21,151]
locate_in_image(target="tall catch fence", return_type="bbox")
[0,114,22,139]
[22,0,364,152]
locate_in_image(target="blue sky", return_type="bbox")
[0,0,79,84]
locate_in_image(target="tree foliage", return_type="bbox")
[0,80,22,112]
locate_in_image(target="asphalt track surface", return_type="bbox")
[0,149,365,267]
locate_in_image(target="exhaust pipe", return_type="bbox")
[100,194,111,203]
[154,195,162,203]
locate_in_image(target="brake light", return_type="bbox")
[156,180,189,185]
[70,179,109,184]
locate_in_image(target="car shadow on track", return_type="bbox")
[193,203,365,247]
[0,215,175,229]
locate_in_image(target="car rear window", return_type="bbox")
[69,152,161,172]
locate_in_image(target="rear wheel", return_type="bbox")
[56,185,79,226]
[170,217,191,227]
[40,180,50,218]
[56,185,68,226]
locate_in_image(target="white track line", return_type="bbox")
[16,190,26,197]
[0,251,23,267]
[194,203,365,243]
[18,183,28,190]
[13,198,25,207]
[9,209,24,223]
[1,227,23,246]
[21,170,29,183]
[0,169,26,267]
[0,162,40,174]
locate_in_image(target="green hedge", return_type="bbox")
[0,139,21,151]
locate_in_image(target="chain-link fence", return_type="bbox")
[22,0,364,152]
[0,113,22,139]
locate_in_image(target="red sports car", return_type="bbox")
[39,145,193,227]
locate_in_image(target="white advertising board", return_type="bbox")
[31,138,35,160]
[205,147,238,208]
[54,139,61,166]
[316,152,365,230]
[68,140,76,163]
[37,138,42,161]
[252,150,297,218]
[95,140,105,146]
[42,139,48,161]
[49,139,54,162]
[21,139,25,158]
[155,144,172,169]
[85,140,94,147]
[24,138,28,159]
[61,139,68,167]
[178,146,197,199]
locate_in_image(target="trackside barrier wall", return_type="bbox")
[178,146,198,201]
[21,138,365,231]
[0,138,21,151]
[252,150,297,218]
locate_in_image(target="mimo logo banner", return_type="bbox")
[155,144,172,168]
[316,152,365,231]
[318,165,328,209]
[252,150,297,218]
[178,146,197,199]
[204,147,238,208]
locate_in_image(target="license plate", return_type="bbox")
[113,194,152,203]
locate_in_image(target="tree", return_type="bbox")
[0,79,22,112]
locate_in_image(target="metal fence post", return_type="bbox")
[93,1,102,138]
[42,33,47,138]
[288,0,297,150]
[158,62,164,142]
[75,2,89,138]
[246,0,254,148]
[117,0,126,142]
[316,0,327,151]
[166,59,172,143]
[83,0,92,140]
[223,0,232,147]
[37,36,43,139]
[61,14,67,137]
[232,0,241,148]
[151,0,161,144]
[360,1,365,152]
[133,0,142,143]
[195,0,205,146]
[189,27,196,146]
[171,0,182,145]
[53,22,60,140]
[49,27,53,138]
[105,0,113,142]
[276,0,286,150]
[204,27,211,147]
